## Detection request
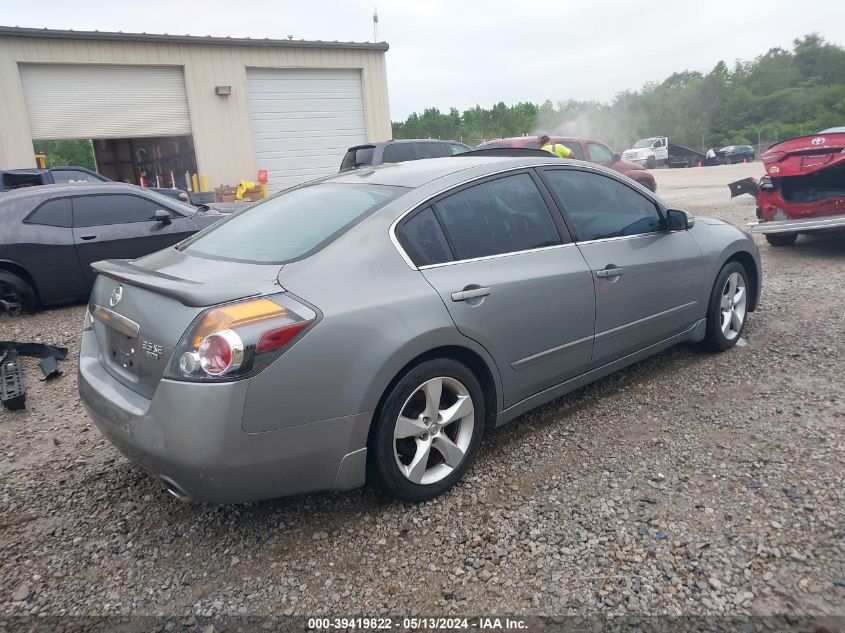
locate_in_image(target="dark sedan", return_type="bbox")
[718,145,755,164]
[0,183,222,314]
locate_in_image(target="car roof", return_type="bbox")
[327,155,595,188]
[0,168,46,175]
[346,139,467,151]
[482,135,607,145]
[0,181,144,201]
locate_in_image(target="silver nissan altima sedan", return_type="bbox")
[79,156,761,503]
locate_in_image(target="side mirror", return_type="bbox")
[153,209,172,225]
[612,153,621,162]
[667,208,695,231]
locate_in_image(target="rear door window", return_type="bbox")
[382,144,418,163]
[72,194,162,227]
[396,207,453,266]
[414,143,451,159]
[542,169,663,241]
[26,198,72,227]
[184,183,402,263]
[434,173,561,260]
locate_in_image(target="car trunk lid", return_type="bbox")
[89,248,283,399]
[762,133,845,178]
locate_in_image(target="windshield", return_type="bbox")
[183,183,403,263]
[143,188,197,215]
[632,138,657,149]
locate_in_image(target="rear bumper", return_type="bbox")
[78,329,370,503]
[748,213,845,234]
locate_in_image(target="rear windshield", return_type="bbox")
[183,183,402,263]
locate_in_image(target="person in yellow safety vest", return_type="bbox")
[539,134,574,158]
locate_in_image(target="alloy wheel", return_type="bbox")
[393,376,475,485]
[719,272,747,341]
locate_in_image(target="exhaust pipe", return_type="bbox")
[159,476,191,502]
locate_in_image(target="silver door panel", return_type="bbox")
[421,244,595,407]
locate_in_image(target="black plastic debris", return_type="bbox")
[1,350,26,410]
[0,341,68,360]
[39,355,62,381]
[728,177,759,198]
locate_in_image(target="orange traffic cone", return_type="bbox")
[697,160,702,167]
[743,158,748,164]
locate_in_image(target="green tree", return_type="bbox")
[33,139,96,170]
[392,34,845,152]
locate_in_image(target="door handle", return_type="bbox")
[596,267,625,278]
[79,235,97,241]
[451,286,491,301]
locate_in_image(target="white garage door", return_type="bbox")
[19,64,191,140]
[247,68,367,191]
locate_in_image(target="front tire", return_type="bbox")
[646,155,656,169]
[765,232,798,247]
[702,262,749,352]
[369,359,485,502]
[0,270,36,316]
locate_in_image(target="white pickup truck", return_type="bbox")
[622,136,703,169]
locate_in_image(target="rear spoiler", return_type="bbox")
[91,259,263,307]
[346,143,377,152]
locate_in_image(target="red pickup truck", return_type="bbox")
[475,136,657,192]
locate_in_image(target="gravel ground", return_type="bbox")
[1,163,843,622]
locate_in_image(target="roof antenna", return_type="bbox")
[372,7,379,42]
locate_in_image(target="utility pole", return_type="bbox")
[373,7,379,42]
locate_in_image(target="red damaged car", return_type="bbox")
[475,136,657,192]
[747,128,845,246]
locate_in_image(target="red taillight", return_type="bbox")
[256,321,309,353]
[762,152,785,163]
[168,295,315,382]
[197,330,244,376]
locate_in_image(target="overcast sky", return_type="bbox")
[4,0,842,120]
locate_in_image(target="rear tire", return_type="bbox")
[702,262,749,352]
[0,270,36,316]
[636,179,655,192]
[368,358,485,502]
[765,232,798,247]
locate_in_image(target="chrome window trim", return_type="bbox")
[418,243,576,270]
[574,230,668,246]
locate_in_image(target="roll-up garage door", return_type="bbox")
[18,64,191,140]
[247,68,367,191]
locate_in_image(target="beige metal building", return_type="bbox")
[0,26,391,192]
